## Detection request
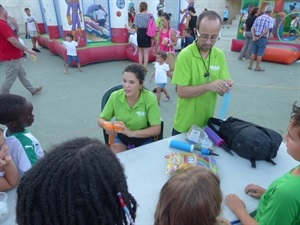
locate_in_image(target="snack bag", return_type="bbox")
[166,153,217,175]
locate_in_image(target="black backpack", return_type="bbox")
[208,117,283,168]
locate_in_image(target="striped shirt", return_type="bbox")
[253,14,273,37]
[4,128,44,176]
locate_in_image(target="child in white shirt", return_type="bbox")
[150,50,172,105]
[62,33,82,74]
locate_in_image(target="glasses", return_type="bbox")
[196,30,219,42]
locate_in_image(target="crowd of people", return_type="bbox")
[0,2,299,225]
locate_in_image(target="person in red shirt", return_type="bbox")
[0,4,42,95]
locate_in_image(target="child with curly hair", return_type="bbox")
[16,137,137,225]
[0,94,44,176]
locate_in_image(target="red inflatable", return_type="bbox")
[37,36,156,66]
[262,45,300,64]
[231,39,244,52]
[125,47,156,63]
[231,38,300,64]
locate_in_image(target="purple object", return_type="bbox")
[204,127,224,146]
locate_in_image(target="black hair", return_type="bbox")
[184,27,192,34]
[16,137,137,225]
[66,33,74,40]
[0,94,27,125]
[157,9,164,17]
[196,10,221,30]
[188,7,196,14]
[24,7,30,11]
[123,63,146,85]
[161,12,172,21]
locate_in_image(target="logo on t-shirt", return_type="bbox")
[210,65,220,71]
[136,111,146,117]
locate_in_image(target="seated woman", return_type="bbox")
[0,128,19,191]
[98,63,161,154]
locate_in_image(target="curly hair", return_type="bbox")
[0,94,27,125]
[16,137,137,225]
[154,167,222,225]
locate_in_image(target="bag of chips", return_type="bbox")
[166,153,217,176]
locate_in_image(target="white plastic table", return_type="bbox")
[116,134,298,224]
[3,134,298,225]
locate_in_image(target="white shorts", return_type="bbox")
[28,31,38,37]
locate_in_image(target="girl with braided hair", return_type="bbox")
[16,137,137,225]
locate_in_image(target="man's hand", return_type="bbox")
[209,79,232,94]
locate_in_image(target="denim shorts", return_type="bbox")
[252,37,268,56]
[114,133,154,149]
[156,83,167,88]
[67,55,80,64]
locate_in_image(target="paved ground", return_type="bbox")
[1,26,299,151]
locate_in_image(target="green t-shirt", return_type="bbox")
[255,166,300,225]
[155,17,162,41]
[172,42,231,132]
[100,89,161,130]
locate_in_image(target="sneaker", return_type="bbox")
[164,96,170,102]
[32,86,42,96]
[153,88,157,93]
[32,48,41,53]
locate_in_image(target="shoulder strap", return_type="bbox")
[250,159,256,168]
[207,117,225,134]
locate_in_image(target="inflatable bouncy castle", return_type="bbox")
[19,0,185,66]
[231,0,300,64]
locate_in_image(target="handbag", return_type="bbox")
[146,14,158,38]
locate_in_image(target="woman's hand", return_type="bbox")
[118,121,134,137]
[244,184,266,199]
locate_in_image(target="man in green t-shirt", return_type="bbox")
[172,10,233,135]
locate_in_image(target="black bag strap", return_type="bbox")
[207,117,224,134]
[250,159,276,168]
[265,158,277,165]
[250,159,256,168]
